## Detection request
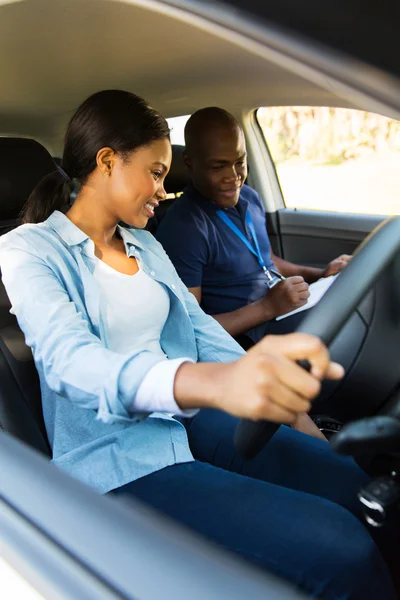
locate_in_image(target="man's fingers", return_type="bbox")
[292,281,309,293]
[287,276,306,285]
[297,290,310,301]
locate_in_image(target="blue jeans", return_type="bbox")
[112,410,396,599]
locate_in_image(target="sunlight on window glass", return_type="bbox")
[167,115,190,146]
[257,107,400,216]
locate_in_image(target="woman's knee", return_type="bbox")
[305,507,395,600]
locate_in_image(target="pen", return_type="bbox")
[269,268,286,281]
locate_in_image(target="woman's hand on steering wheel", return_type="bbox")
[212,334,344,424]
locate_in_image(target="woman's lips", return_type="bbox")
[144,201,159,217]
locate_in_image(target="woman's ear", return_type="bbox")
[96,147,116,176]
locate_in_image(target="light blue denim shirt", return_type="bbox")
[0,211,244,493]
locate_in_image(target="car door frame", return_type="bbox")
[0,432,306,600]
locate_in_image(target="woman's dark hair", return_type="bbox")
[21,90,170,223]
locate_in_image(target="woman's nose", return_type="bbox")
[157,185,167,202]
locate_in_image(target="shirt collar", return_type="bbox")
[117,225,146,251]
[45,211,145,251]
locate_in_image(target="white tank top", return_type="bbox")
[93,259,170,357]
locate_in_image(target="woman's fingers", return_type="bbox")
[213,333,345,423]
[325,361,345,380]
[257,333,345,382]
[268,376,312,414]
[255,400,298,425]
[252,350,319,402]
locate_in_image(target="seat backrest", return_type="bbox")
[164,144,188,196]
[147,145,188,234]
[0,276,51,455]
[0,138,56,455]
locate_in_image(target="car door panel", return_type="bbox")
[269,209,386,268]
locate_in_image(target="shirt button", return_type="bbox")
[171,284,176,290]
[150,271,155,277]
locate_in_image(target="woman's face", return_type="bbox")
[106,138,172,229]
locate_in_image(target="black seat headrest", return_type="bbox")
[164,145,189,195]
[0,138,56,222]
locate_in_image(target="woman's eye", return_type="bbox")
[152,171,162,180]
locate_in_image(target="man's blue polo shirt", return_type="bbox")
[156,183,274,317]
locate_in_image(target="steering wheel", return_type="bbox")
[235,216,400,459]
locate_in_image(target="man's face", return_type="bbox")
[185,125,247,209]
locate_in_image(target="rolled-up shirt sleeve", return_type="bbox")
[134,357,198,417]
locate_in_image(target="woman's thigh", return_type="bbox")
[113,461,395,600]
[183,409,369,517]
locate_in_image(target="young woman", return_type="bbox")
[0,90,395,600]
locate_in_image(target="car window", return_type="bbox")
[167,115,190,145]
[257,106,400,216]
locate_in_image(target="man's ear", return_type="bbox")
[183,150,192,171]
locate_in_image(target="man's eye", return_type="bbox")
[211,166,223,172]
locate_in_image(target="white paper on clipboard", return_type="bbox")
[275,274,338,321]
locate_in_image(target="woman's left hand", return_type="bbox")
[292,413,328,441]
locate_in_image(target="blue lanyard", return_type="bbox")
[216,209,283,288]
[216,209,269,272]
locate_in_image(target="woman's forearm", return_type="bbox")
[174,361,228,411]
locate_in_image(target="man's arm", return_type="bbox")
[189,285,275,337]
[272,253,322,284]
[189,279,310,338]
[271,252,352,284]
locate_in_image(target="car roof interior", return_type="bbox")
[1,0,399,157]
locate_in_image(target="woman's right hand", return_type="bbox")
[174,333,344,424]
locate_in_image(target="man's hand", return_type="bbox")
[261,276,310,319]
[322,254,352,278]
